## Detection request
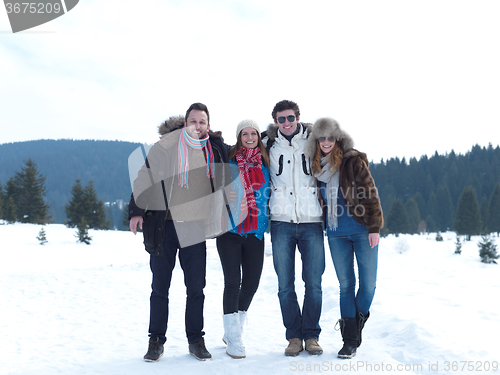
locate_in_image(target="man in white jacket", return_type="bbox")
[262,100,325,356]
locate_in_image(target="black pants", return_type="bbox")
[216,232,265,314]
[149,220,206,344]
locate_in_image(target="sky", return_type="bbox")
[1,0,500,163]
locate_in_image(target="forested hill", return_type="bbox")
[0,139,141,225]
[370,144,500,233]
[1,139,499,233]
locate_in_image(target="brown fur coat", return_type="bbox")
[304,117,384,233]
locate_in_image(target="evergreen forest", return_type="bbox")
[1,139,499,235]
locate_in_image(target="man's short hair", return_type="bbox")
[185,102,210,124]
[271,100,300,122]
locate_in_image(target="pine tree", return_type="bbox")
[454,186,482,240]
[425,215,437,233]
[478,234,499,264]
[65,179,85,228]
[122,203,130,230]
[83,180,110,229]
[65,179,110,229]
[5,177,18,208]
[480,196,489,232]
[4,196,17,223]
[487,183,500,236]
[75,217,92,245]
[14,159,50,224]
[37,228,48,245]
[413,192,427,222]
[405,198,421,234]
[386,198,410,236]
[0,181,4,220]
[435,185,454,232]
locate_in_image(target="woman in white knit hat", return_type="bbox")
[304,117,383,359]
[216,119,270,359]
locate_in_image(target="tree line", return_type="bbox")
[0,159,109,231]
[1,142,499,238]
[371,144,500,237]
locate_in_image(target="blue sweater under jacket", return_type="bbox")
[320,181,368,237]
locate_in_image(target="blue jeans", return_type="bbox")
[149,220,206,344]
[327,233,378,319]
[271,221,325,341]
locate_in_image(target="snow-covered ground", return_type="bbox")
[1,223,499,375]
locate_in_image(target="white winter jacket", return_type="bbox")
[262,123,323,223]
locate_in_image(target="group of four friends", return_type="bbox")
[128,100,384,362]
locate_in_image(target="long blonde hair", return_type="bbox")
[311,140,343,175]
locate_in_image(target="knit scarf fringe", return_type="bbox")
[178,128,214,188]
[314,157,340,231]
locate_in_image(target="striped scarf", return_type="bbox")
[178,128,214,188]
[235,147,265,233]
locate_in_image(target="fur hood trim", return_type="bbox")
[157,115,222,139]
[264,122,313,141]
[304,117,354,159]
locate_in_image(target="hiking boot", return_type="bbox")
[305,338,323,355]
[356,311,370,347]
[284,338,303,357]
[337,318,358,359]
[189,338,212,361]
[144,337,164,362]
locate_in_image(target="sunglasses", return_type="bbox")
[318,137,335,143]
[277,115,296,124]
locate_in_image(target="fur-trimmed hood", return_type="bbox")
[304,117,354,159]
[157,115,223,139]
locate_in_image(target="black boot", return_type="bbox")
[144,337,165,362]
[337,318,358,359]
[356,311,370,348]
[189,338,212,361]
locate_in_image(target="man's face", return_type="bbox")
[275,109,299,136]
[184,110,210,139]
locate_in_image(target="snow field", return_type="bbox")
[0,224,499,375]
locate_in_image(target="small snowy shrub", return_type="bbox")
[478,234,499,264]
[394,237,410,254]
[454,236,462,254]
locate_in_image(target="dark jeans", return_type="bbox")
[149,220,206,344]
[216,232,265,314]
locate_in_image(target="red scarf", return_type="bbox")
[235,147,265,233]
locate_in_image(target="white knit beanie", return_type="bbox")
[236,119,260,139]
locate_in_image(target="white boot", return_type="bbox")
[222,311,247,344]
[223,312,246,359]
[238,310,247,334]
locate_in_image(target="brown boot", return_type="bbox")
[284,338,303,356]
[305,338,323,355]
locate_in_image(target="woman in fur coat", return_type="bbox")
[304,117,383,359]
